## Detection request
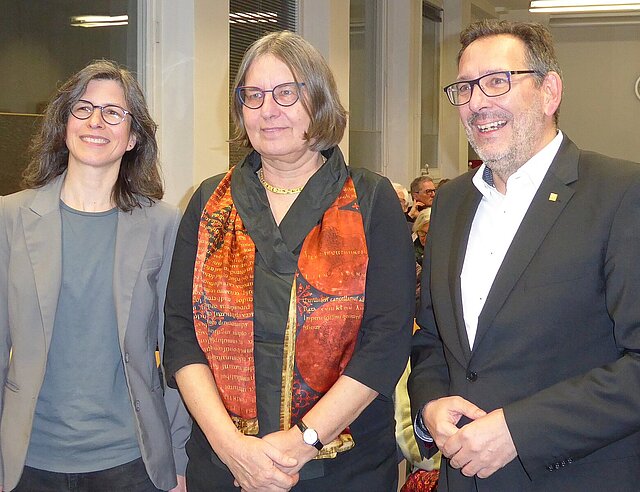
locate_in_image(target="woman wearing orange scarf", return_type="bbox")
[164,31,414,492]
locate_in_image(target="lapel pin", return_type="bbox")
[548,192,558,202]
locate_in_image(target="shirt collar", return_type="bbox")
[473,130,564,197]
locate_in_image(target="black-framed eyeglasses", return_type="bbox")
[418,189,436,196]
[443,70,538,106]
[70,99,132,125]
[236,82,305,109]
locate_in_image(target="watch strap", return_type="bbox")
[296,420,323,450]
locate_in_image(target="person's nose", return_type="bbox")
[468,83,490,113]
[260,91,281,118]
[87,107,105,128]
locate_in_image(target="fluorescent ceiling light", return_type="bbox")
[530,0,640,12]
[229,12,278,24]
[70,15,128,27]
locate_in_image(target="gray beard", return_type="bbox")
[465,104,545,184]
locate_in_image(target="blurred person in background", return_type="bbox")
[407,176,436,221]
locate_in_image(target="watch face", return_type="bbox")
[302,428,318,445]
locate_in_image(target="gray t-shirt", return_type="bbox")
[26,201,140,472]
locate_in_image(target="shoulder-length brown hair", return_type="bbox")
[23,59,162,211]
[230,31,347,152]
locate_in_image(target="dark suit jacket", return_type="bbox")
[409,136,640,491]
[0,174,190,491]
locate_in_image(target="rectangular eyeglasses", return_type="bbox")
[443,70,538,106]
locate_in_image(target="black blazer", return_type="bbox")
[409,136,640,491]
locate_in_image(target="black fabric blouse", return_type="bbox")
[164,147,415,488]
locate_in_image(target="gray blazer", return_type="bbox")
[410,136,640,491]
[0,174,190,491]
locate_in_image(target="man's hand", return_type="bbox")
[442,408,517,478]
[217,434,299,492]
[263,429,318,475]
[408,201,426,219]
[422,396,487,448]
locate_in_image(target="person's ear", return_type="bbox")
[541,71,562,117]
[126,133,137,151]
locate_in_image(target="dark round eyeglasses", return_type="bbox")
[70,99,132,125]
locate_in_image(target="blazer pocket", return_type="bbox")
[5,379,20,392]
[141,256,162,271]
[525,261,592,289]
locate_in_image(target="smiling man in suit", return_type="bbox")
[408,19,640,491]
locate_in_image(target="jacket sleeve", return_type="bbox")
[0,196,9,486]
[157,205,192,476]
[408,194,451,458]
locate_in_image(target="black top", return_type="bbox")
[164,147,415,486]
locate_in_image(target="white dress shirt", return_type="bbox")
[460,131,564,349]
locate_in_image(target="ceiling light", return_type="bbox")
[530,1,640,13]
[70,15,128,28]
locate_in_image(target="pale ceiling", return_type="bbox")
[489,0,532,13]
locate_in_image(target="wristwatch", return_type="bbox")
[296,420,323,450]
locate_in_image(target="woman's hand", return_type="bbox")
[174,365,298,491]
[262,429,318,475]
[216,433,299,492]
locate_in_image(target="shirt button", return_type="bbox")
[135,400,141,411]
[124,352,130,363]
[466,371,478,382]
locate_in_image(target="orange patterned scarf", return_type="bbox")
[193,167,368,456]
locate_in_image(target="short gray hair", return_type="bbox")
[410,175,434,194]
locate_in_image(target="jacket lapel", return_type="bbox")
[113,206,150,346]
[472,138,579,352]
[446,184,482,364]
[22,175,65,348]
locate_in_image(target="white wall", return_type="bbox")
[383,0,423,186]
[552,22,640,162]
[502,10,640,163]
[152,0,229,209]
[299,0,351,159]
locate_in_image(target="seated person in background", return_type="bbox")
[407,175,436,221]
[396,361,441,473]
[413,208,431,306]
[393,182,411,214]
[393,182,415,232]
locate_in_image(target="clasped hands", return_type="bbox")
[219,427,317,492]
[422,396,517,479]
